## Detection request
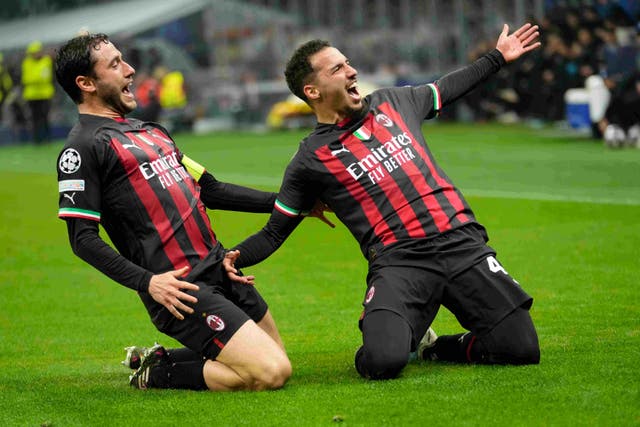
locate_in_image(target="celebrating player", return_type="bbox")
[54,33,293,391]
[225,23,542,379]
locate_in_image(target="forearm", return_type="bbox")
[436,49,506,107]
[233,211,304,268]
[67,219,152,292]
[199,171,276,213]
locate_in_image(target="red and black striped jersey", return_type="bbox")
[57,115,216,274]
[234,50,505,267]
[276,85,476,258]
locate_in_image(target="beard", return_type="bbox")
[97,80,136,116]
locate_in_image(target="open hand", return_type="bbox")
[148,266,199,320]
[496,23,541,62]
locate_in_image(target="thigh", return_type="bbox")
[213,318,291,389]
[158,283,259,360]
[444,254,533,335]
[363,265,444,350]
[225,273,269,323]
[361,309,412,354]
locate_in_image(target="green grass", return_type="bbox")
[1,123,638,426]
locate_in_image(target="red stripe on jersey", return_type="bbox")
[126,132,214,259]
[146,128,217,245]
[378,103,470,224]
[372,119,451,234]
[315,145,397,246]
[109,136,185,270]
[354,117,427,239]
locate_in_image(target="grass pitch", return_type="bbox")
[0,123,638,426]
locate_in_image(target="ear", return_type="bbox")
[303,84,320,101]
[75,75,96,95]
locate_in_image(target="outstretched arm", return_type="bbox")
[432,22,540,110]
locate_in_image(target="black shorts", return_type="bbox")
[361,225,533,350]
[139,248,269,360]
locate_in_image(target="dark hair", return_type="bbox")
[284,39,331,103]
[54,33,110,104]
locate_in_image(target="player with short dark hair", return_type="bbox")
[225,23,542,380]
[55,33,297,391]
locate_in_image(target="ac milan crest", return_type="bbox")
[206,314,225,331]
[365,286,375,304]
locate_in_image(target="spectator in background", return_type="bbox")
[21,41,55,143]
[156,66,190,132]
[131,70,161,122]
[236,70,261,126]
[601,71,640,147]
[0,52,14,123]
[463,1,638,140]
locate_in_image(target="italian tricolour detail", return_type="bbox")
[274,199,300,217]
[353,125,372,141]
[58,207,100,221]
[427,83,442,116]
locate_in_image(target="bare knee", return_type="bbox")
[250,357,292,390]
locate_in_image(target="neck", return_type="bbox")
[314,105,352,125]
[78,102,124,119]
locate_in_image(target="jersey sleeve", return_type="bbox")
[66,217,153,292]
[233,148,318,268]
[394,49,506,120]
[57,132,109,222]
[273,148,319,217]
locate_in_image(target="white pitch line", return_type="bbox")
[459,188,640,206]
[218,174,640,207]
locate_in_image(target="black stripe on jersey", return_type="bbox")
[136,128,217,247]
[368,110,452,236]
[109,130,214,271]
[126,131,216,259]
[343,116,426,241]
[316,140,399,247]
[378,102,473,229]
[107,134,186,270]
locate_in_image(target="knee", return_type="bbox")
[355,346,409,380]
[512,332,540,365]
[253,357,292,390]
[489,324,540,365]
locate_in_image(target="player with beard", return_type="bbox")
[54,33,307,391]
[225,24,542,380]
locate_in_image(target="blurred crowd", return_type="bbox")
[462,1,639,146]
[0,1,637,146]
[125,45,192,133]
[0,40,55,144]
[0,41,190,145]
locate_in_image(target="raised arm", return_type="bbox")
[434,23,540,109]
